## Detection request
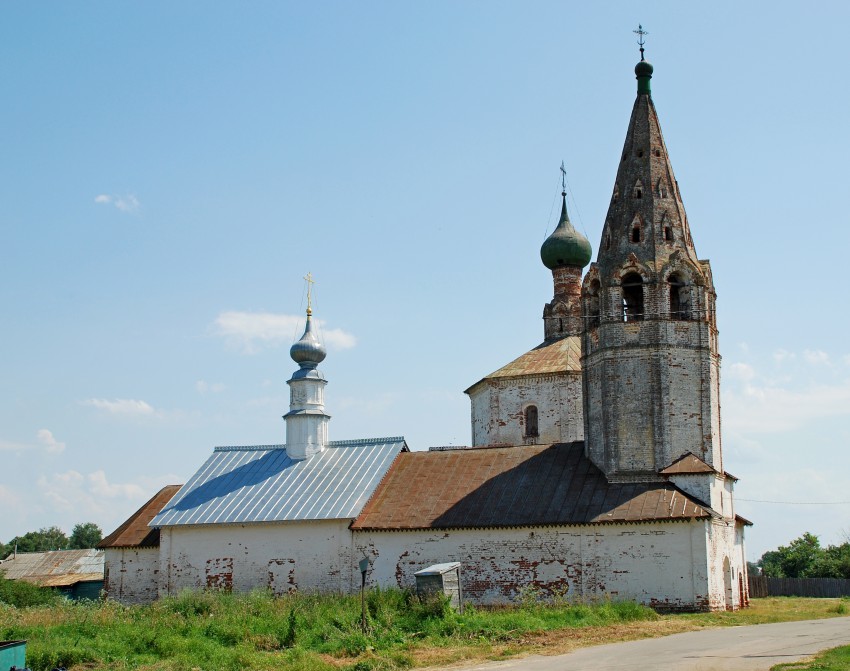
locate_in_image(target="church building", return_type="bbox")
[100,49,750,611]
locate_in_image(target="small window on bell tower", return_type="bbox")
[632,226,641,243]
[622,273,644,322]
[524,405,539,438]
[664,226,673,241]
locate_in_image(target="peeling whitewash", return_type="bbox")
[469,373,584,447]
[157,520,352,598]
[103,547,161,604]
[125,517,746,611]
[355,520,747,611]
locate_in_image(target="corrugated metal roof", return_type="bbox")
[99,485,182,549]
[352,442,713,531]
[0,549,103,586]
[151,437,407,527]
[659,452,717,475]
[465,337,581,393]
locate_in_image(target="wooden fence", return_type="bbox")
[749,576,850,598]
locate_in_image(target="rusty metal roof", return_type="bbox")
[465,337,581,393]
[0,549,103,586]
[352,442,712,531]
[659,452,718,476]
[151,437,407,527]
[99,484,182,549]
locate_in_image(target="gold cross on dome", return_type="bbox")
[304,272,316,314]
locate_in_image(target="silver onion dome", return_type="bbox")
[289,310,326,369]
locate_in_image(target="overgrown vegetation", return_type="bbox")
[0,591,846,671]
[0,588,655,671]
[0,575,59,608]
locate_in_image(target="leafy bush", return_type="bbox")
[0,575,59,607]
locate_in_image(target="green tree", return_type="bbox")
[811,542,850,579]
[758,532,824,578]
[6,526,69,553]
[69,522,103,549]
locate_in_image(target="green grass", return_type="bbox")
[0,588,656,671]
[1,591,847,671]
[772,645,850,671]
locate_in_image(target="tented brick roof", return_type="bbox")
[352,442,712,531]
[465,337,581,393]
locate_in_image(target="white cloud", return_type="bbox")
[94,193,140,213]
[213,311,356,354]
[0,429,65,454]
[82,398,156,416]
[195,380,226,394]
[726,362,755,382]
[36,469,182,523]
[36,429,65,455]
[724,379,850,434]
[0,438,31,452]
[803,349,830,365]
[772,348,795,364]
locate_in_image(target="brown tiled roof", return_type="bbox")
[659,452,717,476]
[98,485,181,549]
[351,443,711,530]
[465,337,581,392]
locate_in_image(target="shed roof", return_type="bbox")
[0,549,103,586]
[352,442,712,531]
[99,484,182,549]
[151,437,407,527]
[465,337,581,393]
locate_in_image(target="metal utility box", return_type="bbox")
[414,562,463,612]
[0,640,26,670]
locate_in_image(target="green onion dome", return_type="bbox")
[540,194,592,269]
[635,59,654,78]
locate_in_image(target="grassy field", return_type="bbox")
[1,589,848,671]
[773,645,850,671]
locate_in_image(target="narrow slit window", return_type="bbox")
[622,273,644,322]
[668,273,688,320]
[665,226,673,241]
[588,280,601,327]
[632,226,641,243]
[524,405,539,438]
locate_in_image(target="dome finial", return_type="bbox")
[633,24,653,95]
[540,162,592,270]
[290,272,326,369]
[633,24,648,61]
[304,271,315,316]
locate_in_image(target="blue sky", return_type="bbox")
[1,2,848,560]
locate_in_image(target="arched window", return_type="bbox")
[633,180,644,199]
[524,405,539,438]
[587,279,601,328]
[622,272,644,322]
[668,273,689,320]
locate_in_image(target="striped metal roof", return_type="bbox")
[0,549,103,586]
[150,437,406,527]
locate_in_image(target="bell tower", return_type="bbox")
[581,45,722,481]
